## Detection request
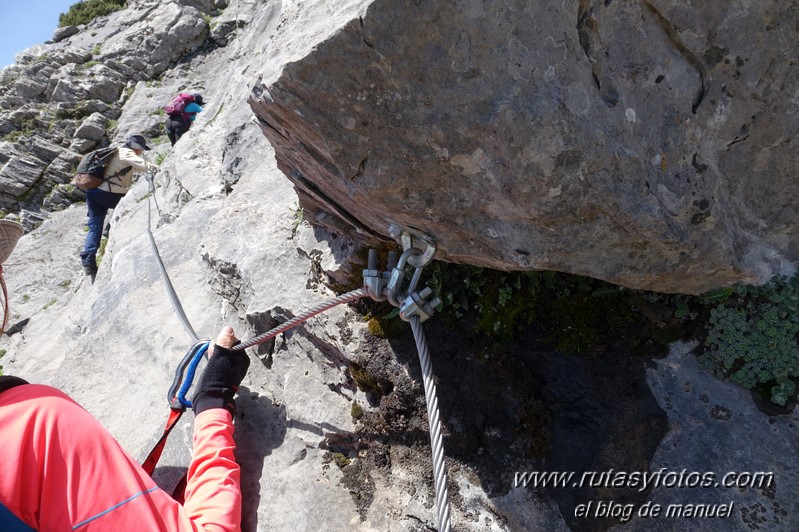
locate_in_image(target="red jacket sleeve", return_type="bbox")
[183,409,243,531]
[0,384,243,532]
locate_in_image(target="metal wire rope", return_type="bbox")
[233,288,368,351]
[410,314,452,532]
[146,174,200,342]
[143,176,449,528]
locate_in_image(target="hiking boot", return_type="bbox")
[83,263,98,276]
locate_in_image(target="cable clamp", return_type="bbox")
[399,287,441,323]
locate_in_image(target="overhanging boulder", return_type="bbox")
[249,0,798,294]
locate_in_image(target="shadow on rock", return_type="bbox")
[234,386,287,532]
[352,315,668,531]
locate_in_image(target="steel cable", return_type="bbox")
[410,314,452,532]
[233,288,368,351]
[146,175,200,342]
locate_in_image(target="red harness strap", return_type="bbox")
[142,407,189,503]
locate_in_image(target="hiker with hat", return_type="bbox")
[79,134,158,277]
[1,230,250,530]
[165,93,205,146]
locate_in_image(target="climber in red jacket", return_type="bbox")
[0,324,250,531]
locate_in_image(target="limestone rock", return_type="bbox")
[11,78,48,100]
[0,155,46,196]
[249,0,799,294]
[52,26,81,43]
[1,1,797,531]
[74,113,109,141]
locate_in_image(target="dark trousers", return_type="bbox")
[165,116,190,146]
[80,189,124,267]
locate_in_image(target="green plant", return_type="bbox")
[330,452,351,468]
[59,280,71,288]
[59,0,126,27]
[207,103,224,126]
[700,275,799,405]
[351,402,364,420]
[91,44,102,55]
[2,116,37,142]
[43,298,57,310]
[2,131,23,143]
[76,60,99,71]
[349,362,382,396]
[96,236,108,265]
[290,204,304,232]
[151,108,166,117]
[155,152,167,165]
[0,348,6,376]
[56,105,93,120]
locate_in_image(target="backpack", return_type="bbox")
[164,93,196,116]
[72,146,125,191]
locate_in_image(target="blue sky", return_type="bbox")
[1,1,81,68]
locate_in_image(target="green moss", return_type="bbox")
[331,452,351,468]
[367,317,384,337]
[366,316,405,339]
[349,362,382,397]
[96,237,108,265]
[351,402,364,420]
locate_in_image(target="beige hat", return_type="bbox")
[0,219,24,264]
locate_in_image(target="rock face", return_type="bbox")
[1,1,798,531]
[0,0,210,212]
[249,0,799,294]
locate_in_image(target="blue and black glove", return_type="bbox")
[192,343,250,415]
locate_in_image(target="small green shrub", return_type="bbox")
[59,0,126,27]
[207,103,224,126]
[56,105,93,120]
[700,275,799,405]
[76,60,99,71]
[96,236,108,265]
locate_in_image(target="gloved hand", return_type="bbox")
[193,326,250,415]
